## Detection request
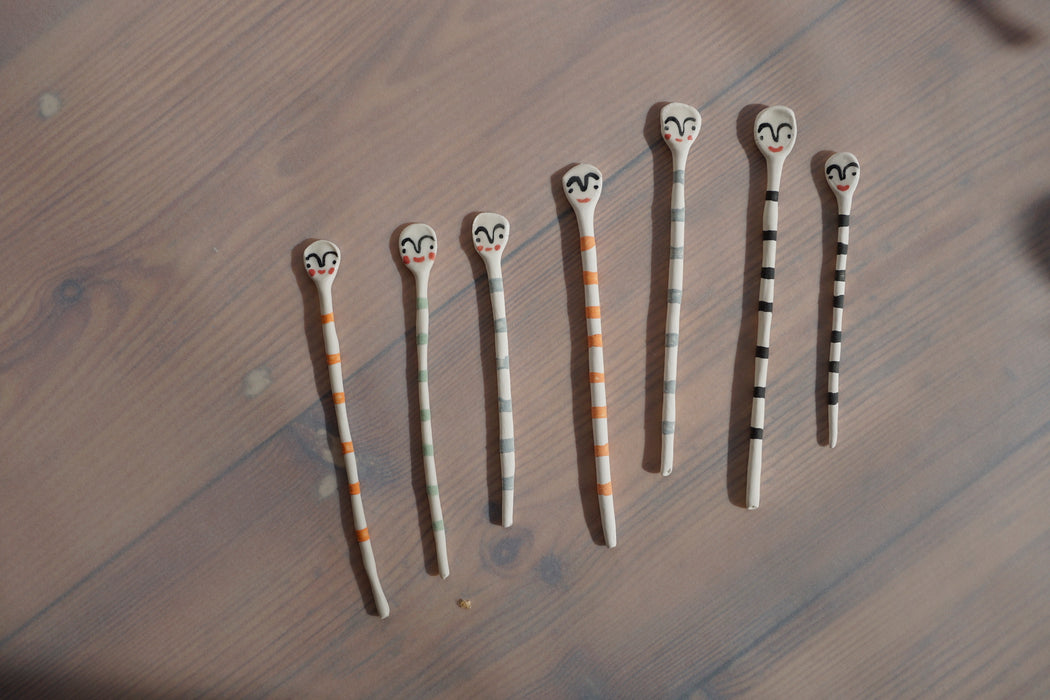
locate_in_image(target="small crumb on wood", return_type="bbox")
[456,598,471,609]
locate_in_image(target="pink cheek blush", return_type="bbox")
[664,134,670,139]
[308,269,316,277]
[494,244,501,251]
[428,252,435,260]
[687,135,693,140]
[328,268,335,274]
[477,245,484,251]
[402,255,410,264]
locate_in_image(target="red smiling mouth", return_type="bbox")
[836,184,850,191]
[768,145,784,152]
[576,198,591,203]
[413,256,425,263]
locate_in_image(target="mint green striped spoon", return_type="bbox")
[399,223,450,578]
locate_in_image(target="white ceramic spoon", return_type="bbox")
[658,102,701,476]
[472,213,517,527]
[303,240,390,618]
[746,105,797,510]
[823,152,860,448]
[563,164,616,548]
[399,224,450,578]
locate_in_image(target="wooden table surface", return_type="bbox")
[3,1,1049,697]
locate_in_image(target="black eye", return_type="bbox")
[593,184,599,190]
[786,134,792,139]
[305,263,311,268]
[498,233,504,239]
[568,187,574,193]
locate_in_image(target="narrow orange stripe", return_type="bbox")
[587,333,603,347]
[348,481,361,495]
[594,443,610,457]
[585,305,601,319]
[332,392,345,404]
[591,405,607,419]
[589,372,605,383]
[582,270,599,285]
[327,353,341,365]
[342,441,354,454]
[580,236,596,250]
[355,527,369,542]
[321,313,335,324]
[596,482,613,496]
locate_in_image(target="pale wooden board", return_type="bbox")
[2,0,1049,696]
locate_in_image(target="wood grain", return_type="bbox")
[2,0,1049,697]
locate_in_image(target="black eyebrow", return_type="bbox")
[826,162,859,179]
[474,225,491,243]
[401,235,436,253]
[566,172,600,190]
[305,251,337,266]
[664,115,683,136]
[757,122,792,140]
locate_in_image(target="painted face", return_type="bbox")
[825,152,860,194]
[754,105,797,157]
[400,223,437,274]
[562,163,603,212]
[303,240,341,279]
[660,102,701,155]
[472,212,509,261]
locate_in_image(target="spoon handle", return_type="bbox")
[660,156,687,476]
[484,258,516,527]
[414,279,450,578]
[828,206,851,448]
[577,223,617,547]
[316,290,390,617]
[746,181,781,510]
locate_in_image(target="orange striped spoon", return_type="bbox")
[304,240,390,618]
[563,164,616,548]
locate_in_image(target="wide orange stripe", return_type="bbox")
[348,481,361,495]
[342,441,354,454]
[594,443,610,457]
[587,333,603,347]
[596,482,613,496]
[582,270,599,285]
[591,405,607,419]
[589,372,605,383]
[355,527,370,542]
[327,353,341,365]
[321,312,335,324]
[580,236,596,250]
[585,305,601,319]
[332,392,345,404]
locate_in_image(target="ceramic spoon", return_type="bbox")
[399,224,450,578]
[823,152,860,448]
[746,105,797,510]
[658,102,701,476]
[472,213,517,527]
[303,240,390,618]
[563,164,617,547]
